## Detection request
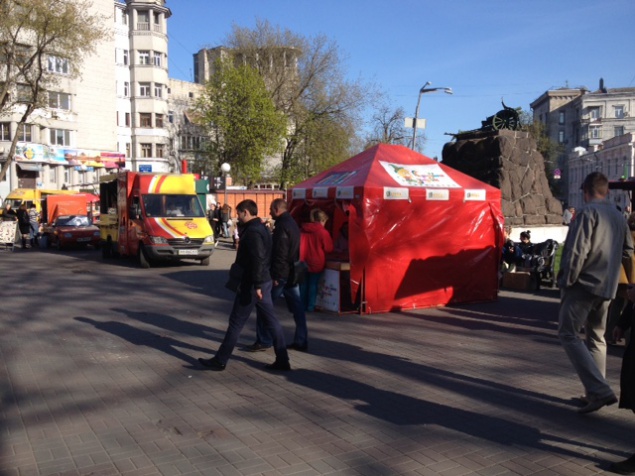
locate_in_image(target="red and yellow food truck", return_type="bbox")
[99,172,215,267]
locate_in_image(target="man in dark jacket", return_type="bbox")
[246,199,308,352]
[198,199,290,371]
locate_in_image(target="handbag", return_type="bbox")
[290,260,308,286]
[225,262,244,292]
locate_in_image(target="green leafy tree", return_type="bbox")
[225,20,371,188]
[0,0,107,182]
[194,60,287,188]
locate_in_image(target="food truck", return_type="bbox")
[99,172,215,267]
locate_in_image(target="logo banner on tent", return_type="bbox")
[380,161,460,188]
[336,186,354,199]
[292,188,306,199]
[312,187,329,198]
[426,189,450,201]
[383,187,409,200]
[464,189,487,201]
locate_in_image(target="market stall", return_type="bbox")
[288,144,504,314]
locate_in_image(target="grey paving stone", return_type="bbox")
[1,250,632,475]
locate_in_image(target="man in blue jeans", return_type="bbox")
[198,199,290,371]
[245,198,308,352]
[558,172,633,413]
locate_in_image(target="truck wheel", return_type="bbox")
[138,245,151,269]
[200,257,210,266]
[102,240,112,259]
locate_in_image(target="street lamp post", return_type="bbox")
[220,162,231,206]
[411,82,453,151]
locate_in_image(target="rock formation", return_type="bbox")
[442,129,563,226]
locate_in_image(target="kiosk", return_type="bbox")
[289,144,504,314]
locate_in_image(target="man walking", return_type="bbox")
[558,171,633,413]
[246,198,309,352]
[198,199,290,371]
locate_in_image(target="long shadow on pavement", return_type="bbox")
[75,317,212,366]
[284,369,622,469]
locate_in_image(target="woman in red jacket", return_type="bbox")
[299,209,333,311]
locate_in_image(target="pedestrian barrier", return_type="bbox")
[0,221,17,252]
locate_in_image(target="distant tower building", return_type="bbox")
[117,0,172,172]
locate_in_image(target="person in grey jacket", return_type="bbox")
[558,171,634,414]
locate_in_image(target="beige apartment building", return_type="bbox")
[0,0,205,201]
[531,79,635,205]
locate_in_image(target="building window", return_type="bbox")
[137,11,149,30]
[139,82,151,96]
[16,84,32,103]
[0,122,10,141]
[168,111,174,123]
[140,113,152,127]
[615,106,625,119]
[156,144,164,158]
[558,111,565,125]
[590,107,601,120]
[48,91,71,110]
[122,11,128,25]
[47,56,69,74]
[14,44,30,66]
[125,112,130,126]
[50,129,71,146]
[49,167,56,183]
[154,83,162,98]
[125,143,130,157]
[123,50,129,66]
[139,51,150,65]
[123,81,129,97]
[18,124,32,142]
[141,143,152,158]
[153,52,162,67]
[558,131,565,143]
[155,114,164,128]
[590,126,601,139]
[615,126,625,137]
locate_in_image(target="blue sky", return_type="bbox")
[166,0,635,160]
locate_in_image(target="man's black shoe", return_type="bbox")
[244,342,271,352]
[286,343,308,352]
[577,393,617,414]
[609,454,635,475]
[198,357,226,371]
[265,360,291,371]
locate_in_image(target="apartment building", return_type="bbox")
[0,0,188,201]
[531,79,635,204]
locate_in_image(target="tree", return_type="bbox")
[225,20,371,188]
[0,0,107,183]
[194,60,287,188]
[364,102,410,149]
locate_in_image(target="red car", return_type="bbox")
[46,215,101,250]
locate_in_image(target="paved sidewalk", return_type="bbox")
[0,243,633,475]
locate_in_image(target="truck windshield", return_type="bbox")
[142,194,205,218]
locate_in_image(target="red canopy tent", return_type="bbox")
[288,144,504,314]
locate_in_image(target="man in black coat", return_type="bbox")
[246,198,308,352]
[198,199,290,371]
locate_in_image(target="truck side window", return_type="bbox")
[130,196,141,219]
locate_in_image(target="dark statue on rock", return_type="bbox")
[442,102,562,226]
